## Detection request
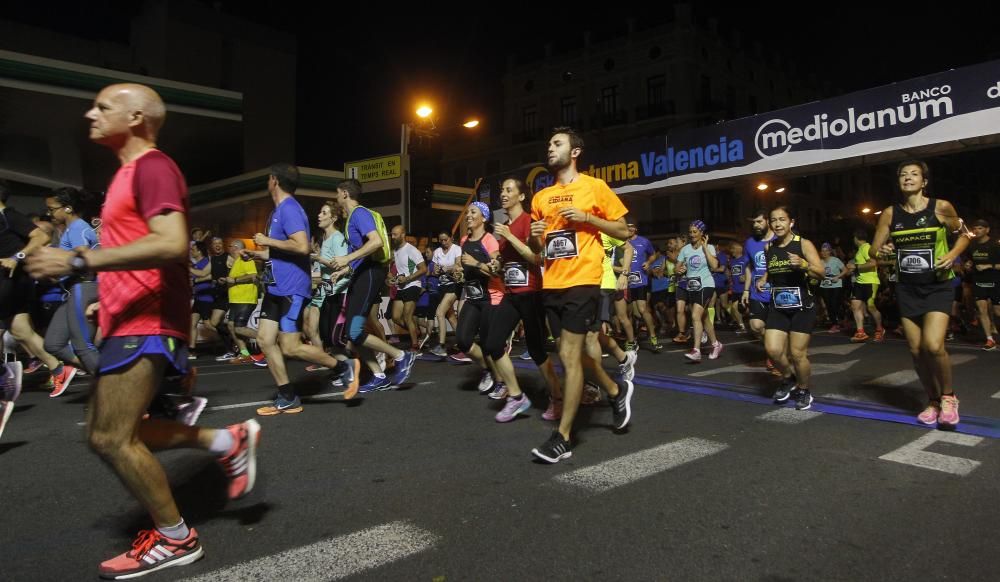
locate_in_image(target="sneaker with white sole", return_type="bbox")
[495,394,532,423]
[617,350,637,383]
[98,528,204,579]
[708,341,724,360]
[477,370,495,394]
[683,349,702,362]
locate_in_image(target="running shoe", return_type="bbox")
[358,375,392,394]
[488,382,509,401]
[389,351,416,387]
[477,370,495,394]
[701,331,708,344]
[98,528,204,579]
[611,377,634,430]
[216,418,261,499]
[917,403,940,425]
[418,330,433,351]
[938,394,960,427]
[542,398,562,421]
[672,334,689,344]
[983,338,997,351]
[429,344,448,358]
[228,355,253,365]
[581,380,602,405]
[519,349,532,361]
[873,328,886,342]
[336,359,361,400]
[649,337,663,353]
[773,377,797,403]
[531,431,572,463]
[175,396,208,426]
[495,394,532,423]
[736,324,747,334]
[23,358,44,374]
[305,363,329,372]
[683,349,702,362]
[187,352,198,361]
[624,341,639,352]
[827,324,842,334]
[376,352,387,371]
[256,395,302,415]
[618,350,637,383]
[449,351,472,364]
[794,388,814,410]
[851,330,870,343]
[49,365,77,398]
[215,351,238,362]
[766,359,782,377]
[250,353,268,367]
[708,341,724,360]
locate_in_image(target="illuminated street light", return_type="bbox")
[463,119,480,129]
[862,207,872,214]
[874,210,883,215]
[775,187,786,193]
[757,183,769,191]
[416,105,433,118]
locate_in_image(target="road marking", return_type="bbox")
[993,390,1000,400]
[757,408,823,424]
[690,360,858,378]
[665,339,756,354]
[866,354,975,387]
[808,343,867,356]
[197,369,264,377]
[553,438,728,494]
[183,521,439,582]
[879,432,985,476]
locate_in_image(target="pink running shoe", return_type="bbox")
[938,395,960,427]
[708,341,724,360]
[684,349,702,362]
[216,419,261,500]
[542,398,562,421]
[917,403,939,425]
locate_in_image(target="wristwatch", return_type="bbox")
[13,252,26,261]
[69,251,89,275]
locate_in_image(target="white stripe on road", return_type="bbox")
[183,521,438,582]
[206,400,272,412]
[666,339,755,354]
[553,438,728,494]
[808,343,867,356]
[690,360,858,378]
[993,390,1000,400]
[866,354,975,387]
[196,369,265,377]
[879,432,984,476]
[756,408,823,424]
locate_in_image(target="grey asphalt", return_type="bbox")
[2,329,998,581]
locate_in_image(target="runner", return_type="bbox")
[389,225,427,350]
[819,242,848,333]
[676,221,723,362]
[740,210,778,374]
[528,127,633,463]
[873,160,971,428]
[429,231,463,358]
[727,241,748,333]
[967,219,1000,350]
[849,228,885,342]
[303,202,349,366]
[25,83,259,579]
[624,223,662,352]
[757,206,825,410]
[219,240,260,364]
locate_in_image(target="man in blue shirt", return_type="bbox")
[625,223,662,352]
[245,163,349,415]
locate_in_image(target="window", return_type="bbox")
[522,106,537,134]
[647,75,666,106]
[560,96,577,125]
[601,86,618,116]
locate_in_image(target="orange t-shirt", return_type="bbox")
[530,174,628,290]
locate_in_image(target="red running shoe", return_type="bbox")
[98,528,203,579]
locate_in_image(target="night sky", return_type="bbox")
[4,2,999,168]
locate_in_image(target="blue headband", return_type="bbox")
[471,201,491,221]
[691,220,706,232]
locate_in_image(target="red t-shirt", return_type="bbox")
[98,150,191,340]
[498,211,542,294]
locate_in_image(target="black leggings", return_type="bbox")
[508,292,548,366]
[819,287,843,322]
[456,297,521,361]
[320,292,345,347]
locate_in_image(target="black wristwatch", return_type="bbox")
[69,250,89,275]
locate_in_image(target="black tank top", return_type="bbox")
[890,198,953,284]
[766,235,813,310]
[461,235,492,302]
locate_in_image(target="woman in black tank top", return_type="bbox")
[757,206,825,411]
[870,160,971,429]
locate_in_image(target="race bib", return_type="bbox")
[545,229,579,260]
[772,286,803,309]
[504,262,530,287]
[686,278,703,292]
[464,280,485,301]
[628,271,643,285]
[897,248,935,284]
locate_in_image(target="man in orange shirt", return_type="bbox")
[529,127,633,463]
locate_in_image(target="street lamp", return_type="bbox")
[757,183,769,191]
[775,187,786,193]
[416,105,433,119]
[463,119,480,129]
[861,207,872,214]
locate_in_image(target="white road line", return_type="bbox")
[666,339,755,354]
[206,400,272,412]
[553,438,728,494]
[867,354,976,387]
[879,432,985,476]
[992,390,1000,400]
[690,360,858,378]
[808,343,867,356]
[183,521,439,582]
[756,408,823,424]
[196,369,264,377]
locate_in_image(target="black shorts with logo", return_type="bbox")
[227,303,256,327]
[973,282,1000,303]
[396,286,421,303]
[545,285,600,336]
